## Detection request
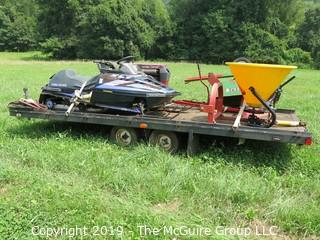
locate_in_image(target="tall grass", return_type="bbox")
[0,52,319,239]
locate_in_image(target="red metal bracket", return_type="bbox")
[184,73,224,84]
[174,73,224,123]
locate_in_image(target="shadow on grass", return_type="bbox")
[6,120,111,140]
[198,136,293,172]
[7,120,293,172]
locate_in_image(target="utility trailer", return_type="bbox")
[8,102,312,154]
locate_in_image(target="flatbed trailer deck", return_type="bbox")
[8,102,312,154]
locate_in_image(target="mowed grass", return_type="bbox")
[0,52,319,239]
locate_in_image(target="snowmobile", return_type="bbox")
[39,56,180,114]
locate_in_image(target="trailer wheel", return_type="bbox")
[110,127,138,146]
[149,131,179,153]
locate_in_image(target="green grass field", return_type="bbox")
[0,52,319,239]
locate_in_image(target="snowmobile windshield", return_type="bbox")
[49,70,90,89]
[83,74,100,90]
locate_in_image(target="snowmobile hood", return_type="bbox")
[95,74,179,95]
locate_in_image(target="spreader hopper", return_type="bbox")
[226,62,297,108]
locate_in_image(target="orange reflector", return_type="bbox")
[161,80,169,86]
[305,137,312,145]
[139,123,148,129]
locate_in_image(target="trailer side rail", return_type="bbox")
[9,106,311,145]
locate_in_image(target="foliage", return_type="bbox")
[0,0,318,67]
[297,8,320,68]
[0,0,38,51]
[40,37,78,59]
[284,48,313,66]
[37,0,172,59]
[37,0,87,59]
[167,0,310,65]
[239,23,287,64]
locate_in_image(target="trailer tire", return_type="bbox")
[149,131,179,153]
[110,127,138,147]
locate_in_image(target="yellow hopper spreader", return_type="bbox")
[226,62,297,108]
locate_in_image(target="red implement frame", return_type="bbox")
[174,73,224,123]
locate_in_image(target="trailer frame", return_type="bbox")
[8,102,312,154]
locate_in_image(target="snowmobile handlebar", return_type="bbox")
[93,60,109,64]
[117,56,135,64]
[93,56,135,66]
[93,60,117,73]
[93,60,116,67]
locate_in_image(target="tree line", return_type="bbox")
[0,0,319,68]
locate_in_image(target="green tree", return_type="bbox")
[297,8,320,67]
[37,0,87,58]
[168,0,306,64]
[0,0,38,51]
[38,0,172,59]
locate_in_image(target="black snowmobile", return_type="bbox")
[39,56,180,114]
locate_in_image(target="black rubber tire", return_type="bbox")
[233,57,251,63]
[44,98,55,110]
[149,130,179,153]
[110,127,138,147]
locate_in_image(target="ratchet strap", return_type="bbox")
[19,98,47,111]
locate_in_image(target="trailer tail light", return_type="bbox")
[161,80,169,86]
[305,137,312,145]
[139,123,148,129]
